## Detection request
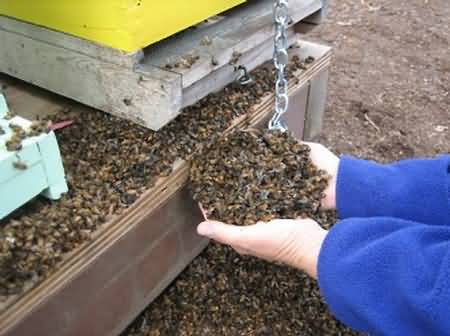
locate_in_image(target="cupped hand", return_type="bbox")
[197,218,328,279]
[304,142,339,209]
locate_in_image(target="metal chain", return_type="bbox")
[268,0,289,132]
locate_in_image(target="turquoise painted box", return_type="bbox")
[0,93,68,220]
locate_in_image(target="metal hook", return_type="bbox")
[236,65,254,86]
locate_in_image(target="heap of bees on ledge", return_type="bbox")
[190,129,329,226]
[0,55,313,298]
[4,120,50,152]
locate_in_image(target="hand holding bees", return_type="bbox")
[197,218,328,278]
[305,142,339,209]
[197,141,340,279]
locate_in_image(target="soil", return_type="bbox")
[310,0,449,160]
[126,1,448,335]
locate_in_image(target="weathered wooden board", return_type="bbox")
[143,0,324,88]
[0,41,331,336]
[0,0,327,131]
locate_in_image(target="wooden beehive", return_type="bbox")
[0,0,328,130]
[0,0,245,52]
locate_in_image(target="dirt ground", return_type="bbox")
[311,0,449,161]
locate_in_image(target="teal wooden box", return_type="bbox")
[0,94,68,220]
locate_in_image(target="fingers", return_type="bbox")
[233,246,251,255]
[302,141,322,152]
[197,221,251,248]
[197,221,252,255]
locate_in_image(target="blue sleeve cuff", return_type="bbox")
[317,219,369,332]
[336,155,450,226]
[318,217,450,335]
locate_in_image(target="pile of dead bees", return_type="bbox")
[0,55,357,335]
[190,129,329,225]
[0,55,308,297]
[122,130,358,336]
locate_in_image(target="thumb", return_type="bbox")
[197,221,250,247]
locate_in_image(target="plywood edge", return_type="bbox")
[0,15,141,68]
[144,0,323,88]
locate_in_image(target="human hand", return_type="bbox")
[197,218,328,279]
[304,142,339,209]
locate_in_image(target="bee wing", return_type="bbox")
[198,203,209,221]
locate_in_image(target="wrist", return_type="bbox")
[322,159,339,210]
[304,228,328,279]
[291,225,328,279]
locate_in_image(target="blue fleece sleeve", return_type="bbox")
[318,217,450,336]
[336,155,450,226]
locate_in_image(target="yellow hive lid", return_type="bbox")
[0,0,245,52]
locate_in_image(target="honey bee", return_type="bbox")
[200,36,212,46]
[305,56,315,64]
[4,111,15,120]
[211,56,219,66]
[8,123,22,132]
[28,120,50,137]
[12,160,27,170]
[229,51,242,65]
[5,136,23,152]
[180,55,200,69]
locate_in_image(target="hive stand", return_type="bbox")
[0,0,328,130]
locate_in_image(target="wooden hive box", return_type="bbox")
[0,0,245,52]
[0,0,328,131]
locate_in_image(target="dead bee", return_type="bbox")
[305,56,315,64]
[8,123,22,132]
[200,36,212,46]
[211,56,219,66]
[28,120,50,137]
[12,160,27,170]
[5,136,23,151]
[229,51,242,65]
[4,111,15,120]
[179,55,200,69]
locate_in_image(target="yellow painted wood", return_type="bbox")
[0,0,245,52]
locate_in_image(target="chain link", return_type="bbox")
[269,0,289,132]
